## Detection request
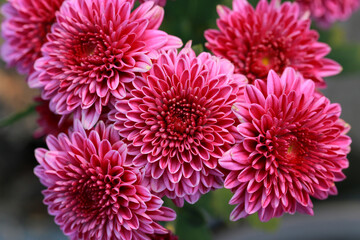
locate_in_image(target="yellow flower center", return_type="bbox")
[261,56,270,66]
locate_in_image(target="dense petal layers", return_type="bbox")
[219,68,351,222]
[28,0,182,129]
[297,0,360,28]
[34,121,176,240]
[1,0,64,74]
[204,0,341,87]
[111,43,247,206]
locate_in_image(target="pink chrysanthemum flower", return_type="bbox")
[219,68,351,222]
[111,43,246,206]
[1,0,64,75]
[296,0,360,28]
[139,0,167,7]
[28,0,182,129]
[34,97,73,138]
[204,0,342,88]
[34,121,176,240]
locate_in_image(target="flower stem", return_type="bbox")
[0,103,37,127]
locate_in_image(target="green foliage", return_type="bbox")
[247,213,281,232]
[317,25,360,74]
[166,186,281,239]
[160,0,260,47]
[0,104,37,127]
[175,204,212,240]
[161,0,220,44]
[210,188,234,225]
[328,43,360,74]
[164,195,213,240]
[162,196,213,240]
[191,43,204,55]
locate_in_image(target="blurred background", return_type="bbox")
[0,0,359,239]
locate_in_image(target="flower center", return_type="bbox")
[274,127,319,168]
[245,34,291,82]
[173,117,187,133]
[261,56,270,66]
[70,181,101,215]
[83,42,97,57]
[77,41,99,60]
[285,138,304,163]
[160,96,208,141]
[77,185,98,207]
[68,176,112,217]
[71,33,104,64]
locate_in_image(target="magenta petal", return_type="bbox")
[230,204,248,221]
[141,30,170,50]
[81,108,100,130]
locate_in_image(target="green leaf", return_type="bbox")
[192,43,204,55]
[175,204,212,240]
[247,213,281,232]
[221,0,233,7]
[327,43,360,74]
[161,0,219,44]
[210,188,234,224]
[317,23,360,74]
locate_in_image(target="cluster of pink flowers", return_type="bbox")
[1,0,353,239]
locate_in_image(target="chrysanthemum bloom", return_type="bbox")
[28,0,182,129]
[219,68,351,222]
[296,0,360,28]
[204,0,341,88]
[111,43,246,206]
[139,0,167,7]
[33,97,73,138]
[1,0,64,75]
[34,121,176,240]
